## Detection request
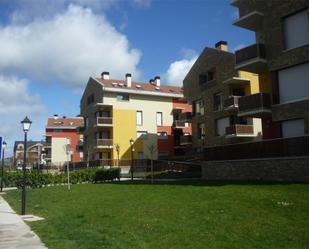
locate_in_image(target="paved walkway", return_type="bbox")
[0,194,48,249]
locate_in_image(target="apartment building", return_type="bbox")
[45,116,84,166]
[13,141,45,168]
[232,0,309,138]
[80,72,192,163]
[183,41,263,151]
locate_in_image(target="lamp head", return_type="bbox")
[129,139,134,145]
[2,140,7,149]
[21,116,32,133]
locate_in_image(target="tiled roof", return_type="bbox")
[46,118,84,128]
[95,78,183,95]
[14,141,44,151]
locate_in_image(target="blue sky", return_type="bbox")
[0,0,255,155]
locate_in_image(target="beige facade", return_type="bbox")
[80,75,186,162]
[51,137,68,165]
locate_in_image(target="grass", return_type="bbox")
[4,181,309,249]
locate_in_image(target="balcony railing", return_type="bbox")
[235,43,267,73]
[236,43,266,64]
[179,112,192,121]
[204,135,309,161]
[224,96,241,110]
[97,117,113,126]
[96,139,113,147]
[238,93,272,117]
[174,120,186,128]
[233,10,264,31]
[180,135,193,145]
[226,124,254,137]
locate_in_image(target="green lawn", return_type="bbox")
[4,181,309,249]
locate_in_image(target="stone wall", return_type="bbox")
[202,157,309,182]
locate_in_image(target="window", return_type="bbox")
[284,9,309,50]
[156,112,163,126]
[116,93,130,101]
[157,132,168,140]
[195,99,204,115]
[198,123,205,139]
[136,111,143,125]
[282,119,305,138]
[137,131,147,139]
[199,69,215,84]
[214,92,223,111]
[278,63,309,104]
[137,152,144,159]
[215,117,230,136]
[96,131,110,139]
[87,94,95,106]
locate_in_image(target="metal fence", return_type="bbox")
[38,159,202,180]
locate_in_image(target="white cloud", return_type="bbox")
[0,4,142,92]
[0,75,47,155]
[163,49,198,86]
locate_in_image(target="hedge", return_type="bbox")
[1,168,120,189]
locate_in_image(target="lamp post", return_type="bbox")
[1,140,7,192]
[201,134,205,153]
[21,116,32,215]
[115,144,120,168]
[129,139,134,181]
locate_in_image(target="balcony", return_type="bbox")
[233,10,264,31]
[180,135,193,145]
[222,76,250,85]
[238,93,272,117]
[95,139,113,148]
[174,120,187,128]
[225,124,254,137]
[96,117,113,127]
[235,43,267,74]
[179,112,192,121]
[224,96,241,111]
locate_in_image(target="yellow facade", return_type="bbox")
[112,108,143,160]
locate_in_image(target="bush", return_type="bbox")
[2,167,120,189]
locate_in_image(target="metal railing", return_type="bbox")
[226,124,254,136]
[224,96,241,109]
[96,139,113,147]
[97,117,113,126]
[180,135,193,145]
[235,43,266,65]
[238,93,271,113]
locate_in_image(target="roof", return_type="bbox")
[95,78,184,95]
[14,141,44,151]
[46,117,84,129]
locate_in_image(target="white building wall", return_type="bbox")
[51,137,68,165]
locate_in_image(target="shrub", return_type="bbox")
[2,167,120,189]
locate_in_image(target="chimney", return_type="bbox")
[125,73,132,87]
[54,114,58,119]
[101,71,110,80]
[154,76,160,87]
[215,41,228,51]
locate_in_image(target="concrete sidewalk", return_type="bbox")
[0,195,48,249]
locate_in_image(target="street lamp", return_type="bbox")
[129,139,134,181]
[21,116,32,215]
[115,144,120,168]
[1,140,7,192]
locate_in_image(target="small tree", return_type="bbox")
[147,144,157,184]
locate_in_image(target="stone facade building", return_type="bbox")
[232,0,309,138]
[183,41,263,151]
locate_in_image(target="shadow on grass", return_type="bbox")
[107,179,304,187]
